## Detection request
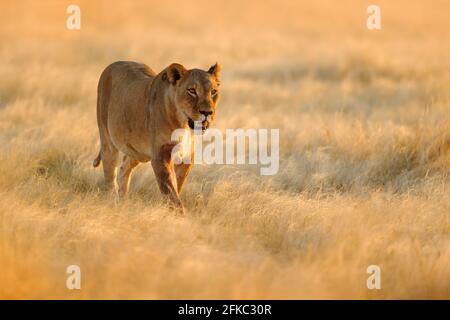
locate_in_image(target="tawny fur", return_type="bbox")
[94,61,221,213]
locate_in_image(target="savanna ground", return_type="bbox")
[0,0,449,299]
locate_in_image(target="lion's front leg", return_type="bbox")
[152,144,184,213]
[175,163,193,194]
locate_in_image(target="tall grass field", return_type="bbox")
[0,0,449,299]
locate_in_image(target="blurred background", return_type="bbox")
[0,0,449,299]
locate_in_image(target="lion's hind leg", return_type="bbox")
[117,155,139,198]
[101,144,119,192]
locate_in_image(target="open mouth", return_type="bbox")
[186,115,209,132]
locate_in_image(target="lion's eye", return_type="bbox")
[211,89,217,96]
[187,88,196,95]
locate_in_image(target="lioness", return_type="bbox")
[93,61,221,213]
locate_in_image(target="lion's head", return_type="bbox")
[164,63,221,132]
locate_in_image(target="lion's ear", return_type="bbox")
[208,62,221,83]
[166,63,187,85]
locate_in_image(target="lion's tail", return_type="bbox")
[93,151,101,168]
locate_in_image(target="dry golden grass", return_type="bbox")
[0,0,449,299]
